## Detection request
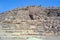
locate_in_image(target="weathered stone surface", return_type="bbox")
[0,6,60,40]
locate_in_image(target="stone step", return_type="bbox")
[0,36,46,40]
[0,36,26,40]
[0,29,46,36]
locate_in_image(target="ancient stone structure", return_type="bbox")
[0,6,60,40]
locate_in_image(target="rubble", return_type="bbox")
[0,6,60,40]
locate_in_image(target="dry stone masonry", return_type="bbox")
[0,6,60,40]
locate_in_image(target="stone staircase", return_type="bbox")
[0,20,46,40]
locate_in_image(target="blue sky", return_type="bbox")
[0,0,60,13]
